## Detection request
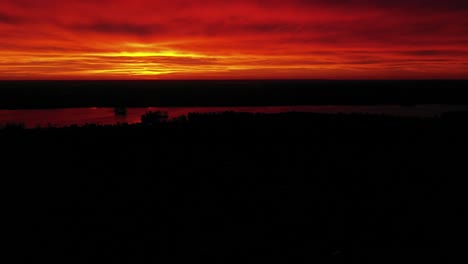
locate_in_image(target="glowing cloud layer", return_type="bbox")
[0,0,467,79]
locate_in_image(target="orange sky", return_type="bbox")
[0,0,467,79]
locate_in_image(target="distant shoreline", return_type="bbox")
[3,105,468,129]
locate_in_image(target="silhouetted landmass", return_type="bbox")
[3,112,466,263]
[1,80,467,109]
[141,110,169,124]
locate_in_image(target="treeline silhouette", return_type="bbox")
[3,112,467,263]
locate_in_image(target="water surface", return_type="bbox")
[1,105,467,128]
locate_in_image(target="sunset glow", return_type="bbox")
[1,0,467,79]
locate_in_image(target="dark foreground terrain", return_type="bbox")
[3,112,467,263]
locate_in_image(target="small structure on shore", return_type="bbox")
[114,107,127,116]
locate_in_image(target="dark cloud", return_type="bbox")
[0,12,23,24]
[398,50,468,57]
[201,21,303,36]
[290,0,468,11]
[70,22,166,36]
[240,22,302,33]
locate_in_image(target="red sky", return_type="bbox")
[0,0,467,79]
